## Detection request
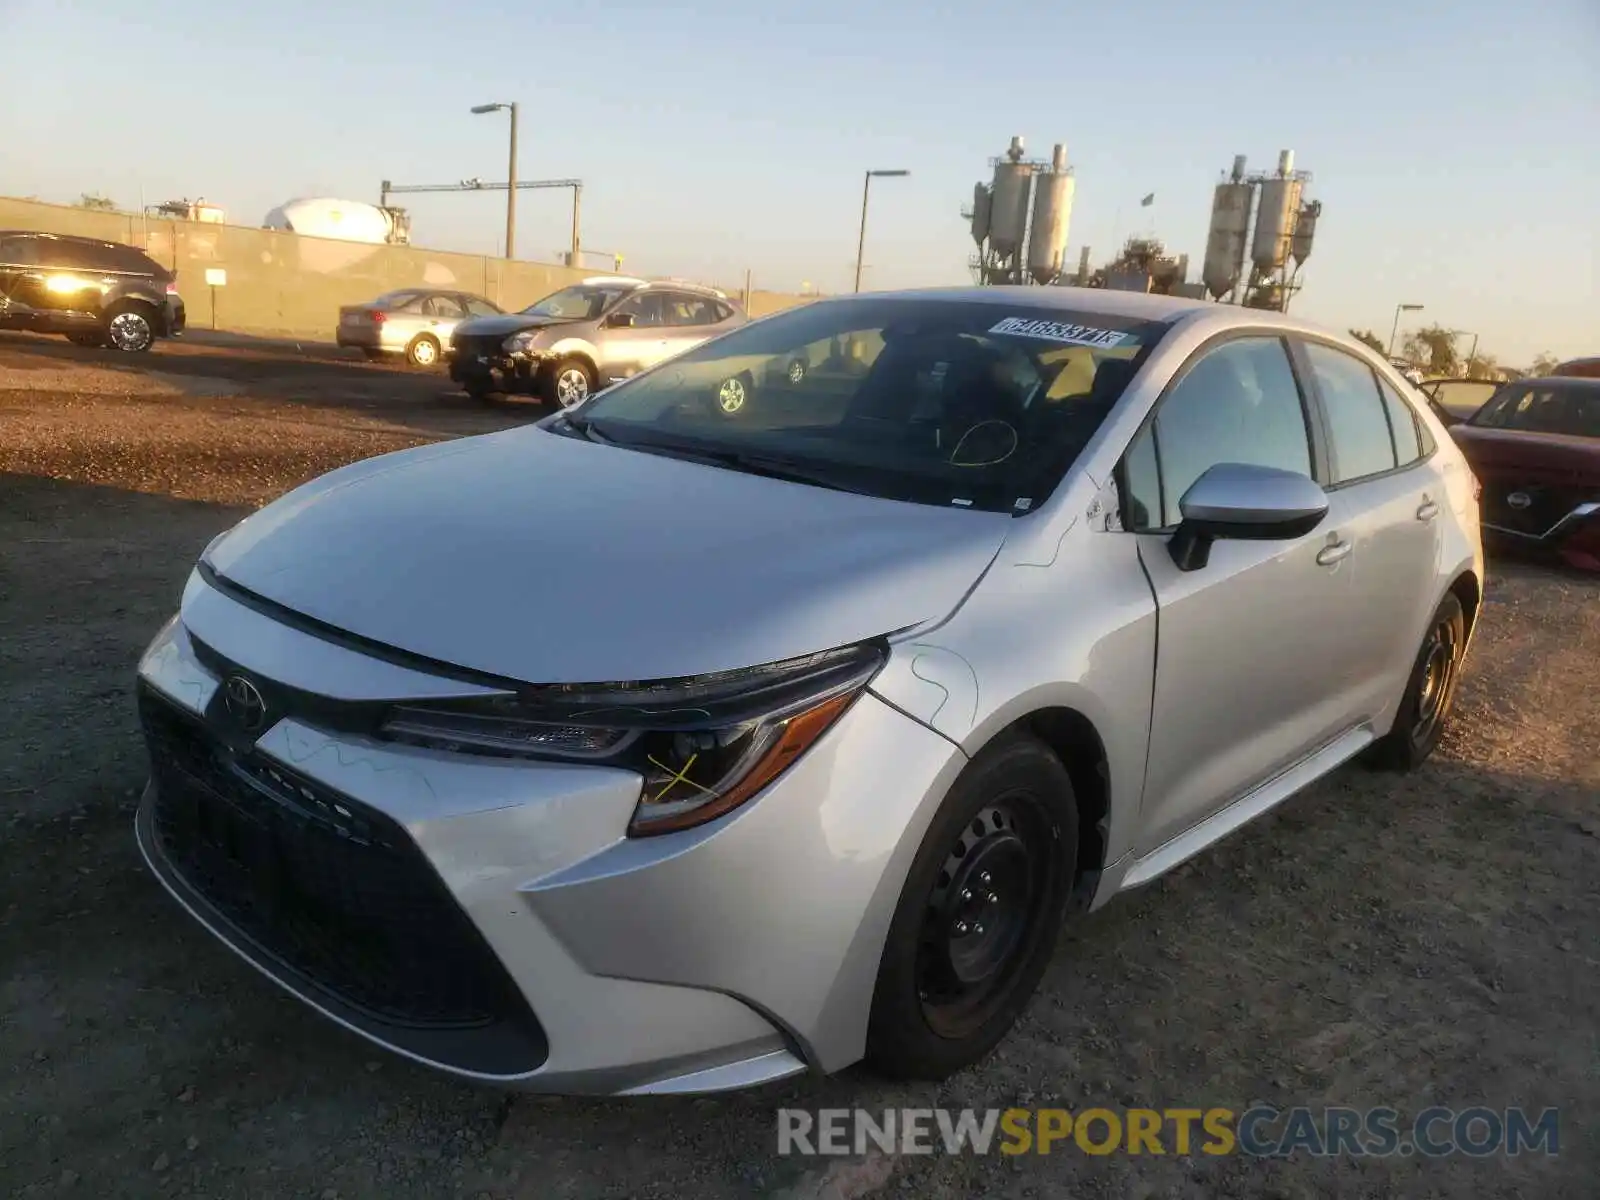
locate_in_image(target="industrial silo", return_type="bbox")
[1290,199,1322,264]
[1201,156,1253,301]
[988,137,1034,260]
[969,182,992,247]
[1027,144,1074,283]
[1251,150,1303,275]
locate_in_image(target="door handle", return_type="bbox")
[1316,539,1352,566]
[1416,498,1440,522]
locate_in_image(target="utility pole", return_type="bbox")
[1388,302,1424,357]
[471,102,519,259]
[854,168,909,293]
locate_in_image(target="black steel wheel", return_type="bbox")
[866,736,1076,1079]
[1368,591,1467,771]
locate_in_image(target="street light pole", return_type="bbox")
[471,102,519,259]
[854,168,909,294]
[1388,302,1424,357]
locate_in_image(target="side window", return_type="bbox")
[1122,337,1313,531]
[109,244,161,275]
[1378,377,1423,465]
[464,297,499,317]
[423,294,465,318]
[71,242,129,272]
[1304,343,1398,483]
[616,293,667,328]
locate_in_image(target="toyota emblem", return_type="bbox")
[222,675,269,733]
[1506,492,1532,510]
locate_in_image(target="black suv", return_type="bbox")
[0,231,186,352]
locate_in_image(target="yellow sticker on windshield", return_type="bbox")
[990,317,1128,349]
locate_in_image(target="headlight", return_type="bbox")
[380,643,885,836]
[504,330,542,354]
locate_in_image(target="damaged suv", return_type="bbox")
[449,277,745,406]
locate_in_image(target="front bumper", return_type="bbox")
[1481,494,1600,572]
[133,574,966,1092]
[448,340,545,393]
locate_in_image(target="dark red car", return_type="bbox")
[1447,377,1600,571]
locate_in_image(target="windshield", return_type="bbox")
[522,284,633,320]
[568,298,1165,513]
[1469,382,1600,438]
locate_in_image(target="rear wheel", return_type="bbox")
[104,303,156,353]
[866,736,1076,1080]
[405,334,441,368]
[1368,592,1466,771]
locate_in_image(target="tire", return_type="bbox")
[66,332,105,348]
[865,736,1077,1080]
[405,334,441,368]
[1367,592,1466,771]
[103,303,156,353]
[543,358,595,409]
[713,371,754,417]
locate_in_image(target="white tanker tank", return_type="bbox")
[1201,155,1253,301]
[263,197,411,245]
[987,136,1034,260]
[1250,150,1303,274]
[1027,144,1075,283]
[969,182,992,247]
[1290,199,1322,264]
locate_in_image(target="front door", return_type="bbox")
[1119,334,1356,855]
[597,292,671,382]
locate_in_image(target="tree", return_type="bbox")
[1465,353,1500,381]
[1529,352,1561,376]
[76,193,118,211]
[1349,329,1387,355]
[1401,324,1460,375]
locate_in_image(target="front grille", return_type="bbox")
[140,688,533,1034]
[450,334,508,366]
[1481,481,1590,538]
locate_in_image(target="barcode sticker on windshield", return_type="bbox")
[989,317,1128,348]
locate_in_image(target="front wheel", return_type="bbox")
[104,304,156,353]
[1367,591,1466,771]
[544,358,595,409]
[866,736,1076,1080]
[713,371,753,416]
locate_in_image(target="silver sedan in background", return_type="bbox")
[135,288,1482,1094]
[337,288,503,367]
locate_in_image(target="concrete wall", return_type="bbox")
[0,196,815,339]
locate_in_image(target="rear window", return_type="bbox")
[372,290,423,312]
[1469,382,1600,438]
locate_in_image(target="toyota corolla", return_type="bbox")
[134,288,1483,1095]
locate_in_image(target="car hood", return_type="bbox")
[451,314,578,339]
[1449,425,1600,481]
[202,427,1011,684]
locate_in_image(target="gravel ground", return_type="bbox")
[1,332,1596,1198]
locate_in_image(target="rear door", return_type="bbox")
[1296,339,1443,722]
[1121,334,1355,854]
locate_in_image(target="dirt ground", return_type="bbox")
[1,331,1596,1199]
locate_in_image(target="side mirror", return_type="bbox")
[605,311,636,329]
[1168,463,1329,572]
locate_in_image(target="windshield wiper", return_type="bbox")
[583,429,879,497]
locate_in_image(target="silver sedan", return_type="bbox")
[337,288,502,367]
[135,287,1483,1094]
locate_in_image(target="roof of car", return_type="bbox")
[836,285,1213,322]
[0,229,127,248]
